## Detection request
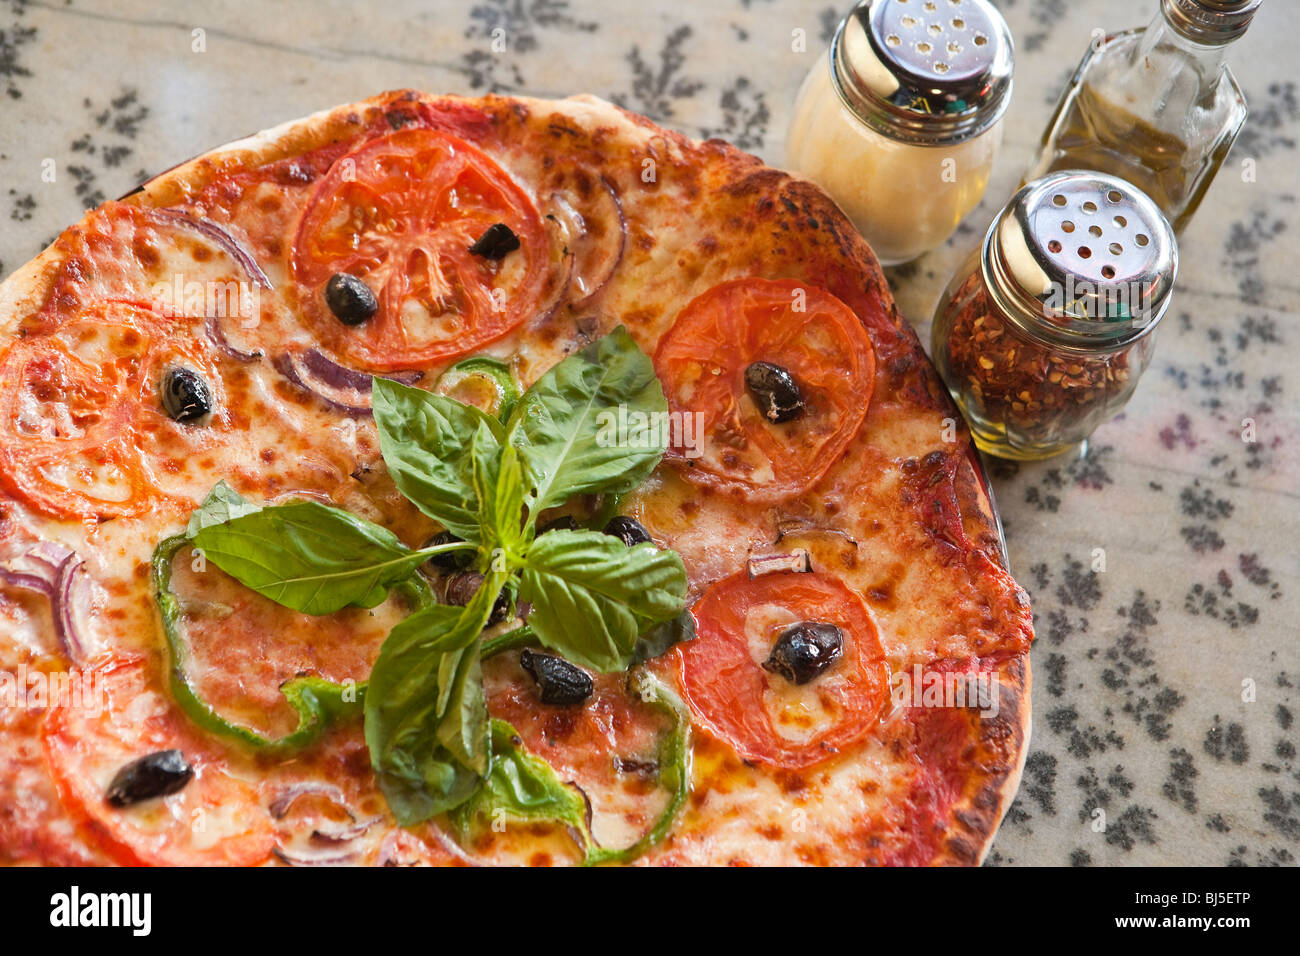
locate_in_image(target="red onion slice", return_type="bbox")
[272,350,423,418]
[566,176,627,309]
[272,353,372,418]
[0,566,55,598]
[53,554,87,662]
[203,314,262,363]
[747,549,812,578]
[311,816,383,843]
[145,209,271,362]
[273,845,359,867]
[25,541,73,579]
[301,349,422,391]
[1,544,88,662]
[268,782,350,819]
[145,208,272,289]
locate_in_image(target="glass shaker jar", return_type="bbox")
[931,170,1178,460]
[1025,0,1260,234]
[786,0,1014,265]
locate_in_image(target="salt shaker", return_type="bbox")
[786,0,1014,265]
[931,170,1178,460]
[1025,0,1260,234]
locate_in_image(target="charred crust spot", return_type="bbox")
[775,771,807,794]
[132,238,161,268]
[945,835,980,865]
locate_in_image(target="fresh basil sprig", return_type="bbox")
[170,328,691,850]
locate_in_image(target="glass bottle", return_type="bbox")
[931,171,1178,460]
[786,0,1014,265]
[1025,0,1260,235]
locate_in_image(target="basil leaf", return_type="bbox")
[450,719,592,849]
[190,500,429,616]
[487,442,528,556]
[507,326,668,515]
[630,608,697,667]
[185,481,261,539]
[517,529,687,672]
[373,377,506,541]
[365,573,505,825]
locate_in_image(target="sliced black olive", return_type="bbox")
[468,222,521,260]
[422,530,471,572]
[519,648,593,706]
[762,621,843,685]
[538,515,579,534]
[603,515,653,547]
[160,366,213,424]
[105,749,194,807]
[744,361,805,423]
[444,570,510,625]
[324,272,378,326]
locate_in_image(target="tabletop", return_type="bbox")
[0,0,1296,866]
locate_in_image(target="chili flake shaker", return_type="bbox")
[931,170,1178,460]
[786,0,1014,265]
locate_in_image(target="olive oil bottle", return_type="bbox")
[1026,0,1260,235]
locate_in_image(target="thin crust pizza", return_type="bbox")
[0,90,1033,866]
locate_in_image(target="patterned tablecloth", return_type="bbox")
[1,0,1295,866]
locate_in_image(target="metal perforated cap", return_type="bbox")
[1162,0,1261,45]
[831,0,1014,146]
[982,170,1179,348]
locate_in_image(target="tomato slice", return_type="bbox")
[653,277,875,501]
[0,300,220,520]
[678,570,889,768]
[42,656,275,866]
[292,127,549,371]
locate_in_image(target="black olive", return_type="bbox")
[519,648,593,706]
[603,515,653,547]
[538,515,579,534]
[105,749,194,807]
[324,272,378,326]
[468,222,521,260]
[444,571,510,625]
[161,366,213,423]
[423,530,470,572]
[744,361,805,423]
[762,621,843,685]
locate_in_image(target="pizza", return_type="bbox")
[0,89,1034,866]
